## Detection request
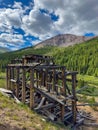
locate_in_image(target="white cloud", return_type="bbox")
[0,0,98,50]
[32,0,98,36]
[0,33,24,49]
[22,8,55,40]
[0,2,25,50]
[13,1,23,10]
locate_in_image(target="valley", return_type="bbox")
[0,34,98,130]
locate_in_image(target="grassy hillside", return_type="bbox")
[0,92,66,130]
[0,37,98,77]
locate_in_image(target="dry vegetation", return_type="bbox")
[0,92,67,130]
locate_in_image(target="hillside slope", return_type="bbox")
[52,37,98,76]
[0,92,66,130]
[34,34,94,48]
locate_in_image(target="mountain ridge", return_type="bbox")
[0,47,10,53]
[0,34,95,52]
[34,34,94,49]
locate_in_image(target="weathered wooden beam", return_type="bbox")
[62,67,66,96]
[72,74,77,124]
[36,70,39,88]
[44,110,57,121]
[37,103,54,110]
[41,70,45,86]
[45,69,48,90]
[52,69,56,91]
[61,104,65,121]
[10,79,17,83]
[22,68,26,103]
[34,97,45,110]
[39,70,42,87]
[6,67,11,90]
[34,86,65,105]
[6,67,9,89]
[16,67,20,98]
[30,68,34,109]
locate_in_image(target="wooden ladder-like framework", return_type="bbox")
[6,54,78,125]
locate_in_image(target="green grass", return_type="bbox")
[0,72,6,88]
[77,74,98,96]
[78,74,98,86]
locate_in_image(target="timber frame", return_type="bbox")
[6,54,82,126]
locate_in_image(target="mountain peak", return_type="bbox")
[34,34,94,49]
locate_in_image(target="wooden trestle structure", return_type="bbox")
[6,54,79,126]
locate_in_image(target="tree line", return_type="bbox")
[0,37,98,76]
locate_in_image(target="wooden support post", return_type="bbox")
[30,68,34,109]
[16,67,19,98]
[72,73,77,124]
[43,70,46,87]
[46,69,48,90]
[36,70,38,88]
[23,58,27,65]
[6,67,9,89]
[38,71,41,88]
[22,68,26,103]
[40,69,43,87]
[6,67,11,90]
[61,104,65,121]
[41,69,44,86]
[62,67,66,96]
[52,69,56,91]
[10,67,14,92]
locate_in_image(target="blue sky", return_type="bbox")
[0,0,97,50]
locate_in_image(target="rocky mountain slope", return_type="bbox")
[35,34,94,48]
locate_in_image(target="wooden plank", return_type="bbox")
[34,86,65,105]
[37,103,54,110]
[34,97,45,110]
[10,79,17,83]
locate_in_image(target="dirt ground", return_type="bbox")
[0,124,23,130]
[77,105,98,130]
